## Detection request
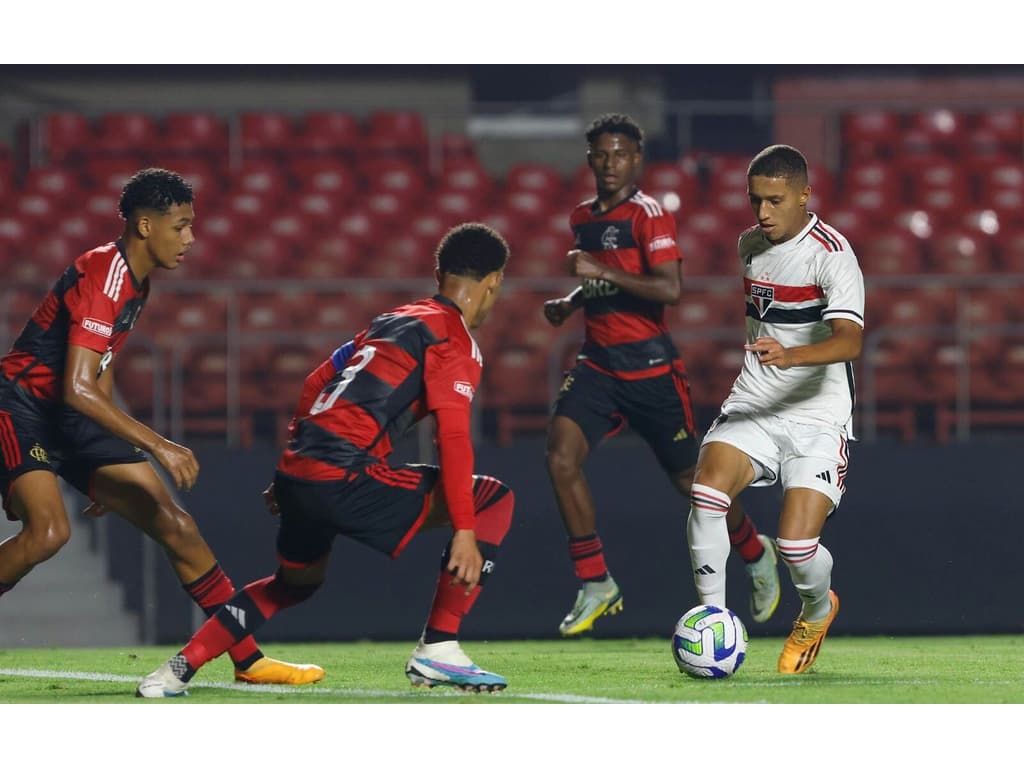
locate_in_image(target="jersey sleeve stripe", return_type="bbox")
[807,229,836,253]
[102,256,121,297]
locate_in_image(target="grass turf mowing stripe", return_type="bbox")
[0,667,660,704]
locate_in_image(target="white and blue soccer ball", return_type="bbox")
[672,604,748,679]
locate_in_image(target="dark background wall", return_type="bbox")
[107,435,1023,644]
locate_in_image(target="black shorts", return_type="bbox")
[273,463,440,567]
[553,360,700,475]
[0,381,147,519]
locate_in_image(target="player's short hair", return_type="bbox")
[118,168,194,220]
[747,145,809,186]
[586,113,644,152]
[435,222,510,280]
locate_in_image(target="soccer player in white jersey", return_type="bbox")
[686,144,865,674]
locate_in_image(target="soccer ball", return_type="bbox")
[672,604,748,679]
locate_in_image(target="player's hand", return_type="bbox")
[446,529,483,595]
[82,501,108,518]
[152,439,200,491]
[543,298,575,327]
[567,249,605,280]
[745,336,793,369]
[262,482,279,516]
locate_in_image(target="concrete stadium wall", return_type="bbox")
[108,436,1024,644]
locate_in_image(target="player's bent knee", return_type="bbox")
[152,503,203,550]
[23,518,72,562]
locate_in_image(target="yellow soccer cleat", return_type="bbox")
[558,576,623,636]
[234,657,326,685]
[777,590,839,674]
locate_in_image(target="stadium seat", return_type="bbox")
[333,208,379,247]
[841,110,902,162]
[292,191,346,231]
[114,346,166,418]
[42,113,94,164]
[296,111,361,156]
[643,161,699,208]
[972,110,1022,155]
[229,235,294,279]
[818,207,869,246]
[504,163,564,203]
[21,166,81,201]
[430,189,486,223]
[365,110,427,164]
[94,112,159,157]
[515,234,562,278]
[85,157,148,196]
[502,189,547,221]
[859,228,925,276]
[993,226,1024,272]
[239,112,296,158]
[361,157,426,206]
[842,161,903,213]
[158,158,224,199]
[0,214,35,246]
[161,112,229,159]
[907,109,968,157]
[706,154,751,198]
[297,234,367,278]
[929,229,995,273]
[366,233,435,279]
[676,231,718,276]
[230,160,289,200]
[14,193,56,228]
[806,165,834,211]
[151,296,229,347]
[902,158,972,216]
[437,157,494,197]
[439,132,476,163]
[287,156,359,200]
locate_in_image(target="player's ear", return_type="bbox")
[800,184,811,208]
[134,214,151,239]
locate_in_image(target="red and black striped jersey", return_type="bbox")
[278,295,483,529]
[570,188,682,380]
[1,241,149,402]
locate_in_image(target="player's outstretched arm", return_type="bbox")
[64,344,199,490]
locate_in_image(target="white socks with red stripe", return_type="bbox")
[777,537,833,622]
[687,483,732,608]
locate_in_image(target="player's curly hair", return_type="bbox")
[435,222,510,280]
[585,113,644,152]
[747,145,809,185]
[118,168,194,219]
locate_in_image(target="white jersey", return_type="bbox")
[720,213,865,435]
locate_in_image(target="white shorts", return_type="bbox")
[701,412,849,511]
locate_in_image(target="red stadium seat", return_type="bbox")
[993,226,1024,272]
[239,112,296,158]
[239,293,307,334]
[643,161,699,208]
[292,191,346,231]
[806,165,834,212]
[230,160,289,200]
[439,132,476,162]
[224,192,275,227]
[480,209,527,251]
[94,112,159,157]
[501,189,547,221]
[365,233,435,279]
[160,158,224,199]
[22,166,81,201]
[514,234,562,278]
[432,189,486,223]
[841,111,902,162]
[0,214,36,246]
[114,346,166,418]
[296,111,361,156]
[361,157,426,205]
[230,235,294,278]
[676,231,718,276]
[161,112,229,158]
[568,163,597,203]
[365,110,427,163]
[929,229,995,274]
[901,158,972,215]
[858,228,925,276]
[437,158,494,197]
[14,194,56,227]
[43,113,94,164]
[972,110,1022,155]
[298,234,367,278]
[706,154,751,198]
[907,110,968,157]
[57,212,105,251]
[504,163,564,202]
[85,157,147,196]
[333,208,379,247]
[818,207,869,246]
[287,157,359,200]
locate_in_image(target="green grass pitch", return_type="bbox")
[0,635,1020,704]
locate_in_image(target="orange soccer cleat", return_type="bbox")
[777,590,839,674]
[234,657,325,685]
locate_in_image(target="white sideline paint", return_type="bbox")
[0,667,658,704]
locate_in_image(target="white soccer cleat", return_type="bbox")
[136,660,189,698]
[745,534,781,623]
[405,639,507,693]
